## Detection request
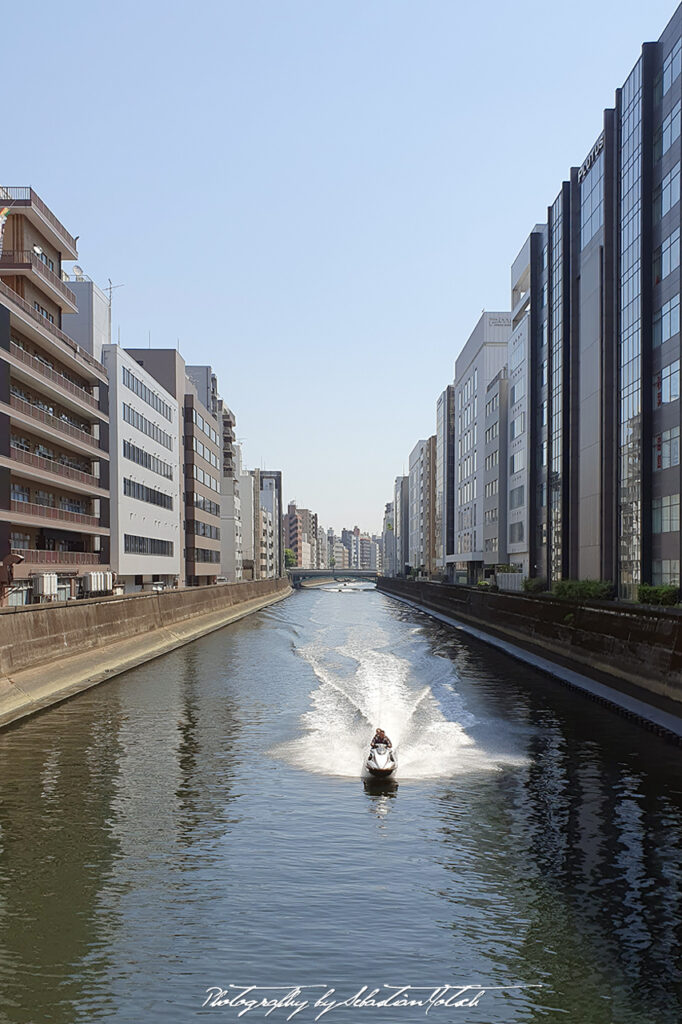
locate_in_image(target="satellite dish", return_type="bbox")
[73,265,84,278]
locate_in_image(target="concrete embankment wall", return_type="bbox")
[377,578,682,708]
[0,578,291,730]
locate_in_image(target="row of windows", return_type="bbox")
[123,404,173,451]
[653,558,680,585]
[191,492,221,517]
[123,477,174,510]
[458,479,475,505]
[484,508,498,525]
[11,484,89,514]
[187,519,221,540]
[458,370,478,410]
[654,227,680,284]
[485,422,498,444]
[190,407,219,447]
[124,534,174,557]
[654,100,681,161]
[186,547,221,564]
[656,39,682,102]
[485,479,498,499]
[484,450,498,472]
[122,367,173,421]
[485,394,499,417]
[654,426,680,470]
[652,493,680,533]
[654,361,680,406]
[122,440,174,480]
[191,463,219,493]
[653,294,680,347]
[188,434,220,470]
[654,162,680,222]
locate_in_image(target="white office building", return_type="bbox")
[449,311,510,584]
[408,439,427,573]
[101,344,181,591]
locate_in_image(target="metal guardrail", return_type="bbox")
[0,280,105,377]
[0,250,77,305]
[11,499,99,528]
[0,186,78,252]
[11,548,103,566]
[10,446,98,488]
[9,340,98,409]
[9,394,100,449]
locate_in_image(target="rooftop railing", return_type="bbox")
[0,186,78,253]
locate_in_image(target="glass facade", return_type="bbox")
[618,60,643,599]
[548,193,564,582]
[581,150,605,249]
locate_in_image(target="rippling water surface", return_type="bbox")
[1,586,681,1023]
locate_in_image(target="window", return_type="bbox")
[122,404,173,450]
[484,537,498,553]
[510,413,525,440]
[485,394,499,416]
[122,440,174,480]
[484,451,498,471]
[484,508,498,524]
[540,360,548,387]
[485,423,498,444]
[191,492,221,517]
[11,484,29,503]
[652,493,680,533]
[653,426,680,469]
[510,341,525,371]
[123,478,173,510]
[124,534,174,557]
[510,378,525,405]
[654,360,680,406]
[510,485,525,510]
[484,479,498,499]
[509,522,524,544]
[10,532,30,550]
[652,558,680,585]
[653,294,680,346]
[510,451,525,475]
[654,100,681,160]
[655,162,681,221]
[122,366,173,421]
[541,400,548,426]
[656,39,682,101]
[654,227,680,283]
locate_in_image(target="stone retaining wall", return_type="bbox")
[377,578,682,704]
[0,578,291,729]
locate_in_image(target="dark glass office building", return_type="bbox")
[527,4,682,597]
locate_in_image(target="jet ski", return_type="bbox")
[366,742,397,778]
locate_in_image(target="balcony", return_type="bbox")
[11,499,100,528]
[0,279,106,380]
[0,187,79,258]
[9,340,99,410]
[0,250,78,311]
[9,447,99,489]
[11,549,105,566]
[9,394,100,450]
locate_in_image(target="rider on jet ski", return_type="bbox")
[371,728,392,749]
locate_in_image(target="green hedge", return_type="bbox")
[523,577,547,594]
[637,584,680,606]
[551,579,615,602]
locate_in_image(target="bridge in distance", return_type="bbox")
[287,568,378,587]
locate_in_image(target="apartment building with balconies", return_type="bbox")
[0,188,110,603]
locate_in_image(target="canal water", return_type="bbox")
[0,585,681,1023]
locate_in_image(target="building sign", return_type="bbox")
[578,133,605,183]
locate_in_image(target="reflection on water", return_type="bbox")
[0,589,680,1022]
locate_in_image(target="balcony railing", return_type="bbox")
[9,446,98,488]
[10,499,99,528]
[9,340,98,409]
[9,394,101,450]
[0,279,105,376]
[0,250,77,306]
[0,187,78,253]
[11,548,103,566]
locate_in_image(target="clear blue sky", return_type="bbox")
[3,0,678,533]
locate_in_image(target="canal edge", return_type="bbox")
[0,586,293,733]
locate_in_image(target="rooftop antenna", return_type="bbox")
[148,329,151,349]
[106,278,124,346]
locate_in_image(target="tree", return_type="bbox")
[285,548,296,569]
